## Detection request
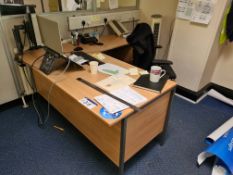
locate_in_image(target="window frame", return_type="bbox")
[35,0,139,14]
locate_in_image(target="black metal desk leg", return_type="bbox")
[119,119,127,175]
[159,89,176,146]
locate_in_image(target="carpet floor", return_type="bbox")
[0,95,233,175]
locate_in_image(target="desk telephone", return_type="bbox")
[80,34,103,45]
[39,47,104,75]
[39,47,70,74]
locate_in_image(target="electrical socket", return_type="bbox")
[68,10,140,30]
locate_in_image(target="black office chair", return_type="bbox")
[126,23,176,80]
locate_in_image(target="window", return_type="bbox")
[97,0,138,11]
[24,0,138,13]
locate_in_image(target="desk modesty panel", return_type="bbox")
[23,40,176,173]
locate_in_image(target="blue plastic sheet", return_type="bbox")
[198,127,233,174]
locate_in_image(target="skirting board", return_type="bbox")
[0,95,31,112]
[176,83,233,102]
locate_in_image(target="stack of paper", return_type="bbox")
[94,86,147,114]
[96,75,136,91]
[95,94,128,114]
[69,54,87,65]
[110,86,147,105]
[98,63,128,76]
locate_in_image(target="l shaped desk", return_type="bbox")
[23,35,176,175]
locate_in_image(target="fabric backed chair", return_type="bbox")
[126,23,176,80]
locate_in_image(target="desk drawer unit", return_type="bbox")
[33,68,173,173]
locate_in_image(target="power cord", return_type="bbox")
[24,53,71,126]
[100,18,108,36]
[22,65,44,126]
[30,54,45,68]
[43,58,71,124]
[81,20,86,34]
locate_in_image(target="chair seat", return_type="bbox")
[159,64,176,80]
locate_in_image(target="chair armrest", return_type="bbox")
[152,59,173,65]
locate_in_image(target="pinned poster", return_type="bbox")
[176,0,195,20]
[197,127,233,175]
[109,0,118,9]
[176,0,215,25]
[191,0,214,24]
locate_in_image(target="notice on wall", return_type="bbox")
[177,0,195,20]
[109,0,118,9]
[191,0,214,24]
[176,0,215,25]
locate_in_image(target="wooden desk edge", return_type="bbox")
[23,47,177,127]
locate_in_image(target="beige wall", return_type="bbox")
[212,43,233,90]
[0,32,18,105]
[119,0,136,7]
[139,0,178,59]
[24,0,43,13]
[168,0,229,91]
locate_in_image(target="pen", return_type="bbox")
[85,97,98,106]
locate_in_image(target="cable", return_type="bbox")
[29,53,45,126]
[30,54,45,68]
[22,65,44,126]
[22,67,33,90]
[23,52,45,126]
[132,17,135,30]
[43,59,71,124]
[23,30,26,50]
[101,18,108,36]
[81,20,86,34]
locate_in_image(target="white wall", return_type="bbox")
[0,30,18,105]
[212,43,233,89]
[119,0,136,7]
[168,0,229,91]
[139,0,178,59]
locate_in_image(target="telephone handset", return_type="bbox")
[40,47,83,75]
[108,20,129,37]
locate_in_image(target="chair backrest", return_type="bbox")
[127,23,155,70]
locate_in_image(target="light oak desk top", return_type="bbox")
[23,35,176,174]
[63,35,129,54]
[23,48,176,127]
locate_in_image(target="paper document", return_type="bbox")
[176,0,214,24]
[69,54,88,65]
[95,94,128,114]
[111,86,147,105]
[191,0,214,24]
[96,75,136,91]
[79,97,97,109]
[176,0,194,20]
[98,63,128,76]
[109,0,118,9]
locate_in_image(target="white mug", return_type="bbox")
[89,61,99,74]
[150,66,166,83]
